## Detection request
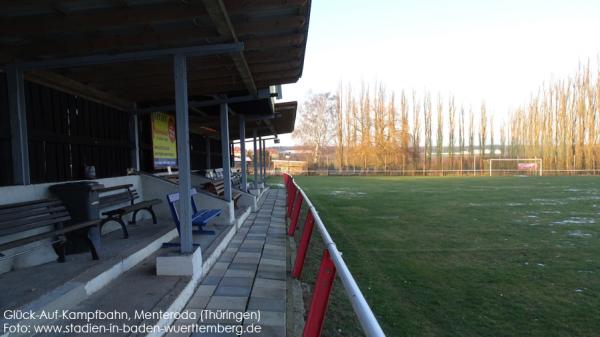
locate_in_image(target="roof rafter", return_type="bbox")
[202,0,257,96]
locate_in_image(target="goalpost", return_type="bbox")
[488,158,543,176]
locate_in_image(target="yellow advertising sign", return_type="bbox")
[151,112,177,168]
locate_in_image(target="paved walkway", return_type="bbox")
[167,189,288,337]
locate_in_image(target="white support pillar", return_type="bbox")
[220,104,232,202]
[253,129,258,189]
[258,136,263,186]
[173,54,193,254]
[7,66,30,185]
[220,104,235,225]
[262,139,267,182]
[132,113,140,171]
[239,116,248,192]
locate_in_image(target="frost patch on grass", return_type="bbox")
[330,190,367,199]
[552,217,596,225]
[532,198,566,206]
[567,195,600,201]
[567,230,592,238]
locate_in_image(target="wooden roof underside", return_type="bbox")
[0,0,310,112]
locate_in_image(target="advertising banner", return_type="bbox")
[151,112,177,168]
[517,162,537,170]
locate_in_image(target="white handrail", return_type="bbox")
[289,176,387,337]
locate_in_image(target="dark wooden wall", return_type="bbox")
[0,75,132,186]
[138,114,154,172]
[26,81,131,183]
[0,75,231,186]
[0,75,12,186]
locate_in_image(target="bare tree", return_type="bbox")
[293,92,335,165]
[335,82,344,169]
[436,94,444,170]
[448,96,456,170]
[411,91,421,170]
[424,92,433,169]
[459,106,465,173]
[479,102,488,168]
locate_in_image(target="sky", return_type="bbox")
[275,0,600,146]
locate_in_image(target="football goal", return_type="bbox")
[488,158,543,176]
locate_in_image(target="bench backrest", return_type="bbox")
[166,188,199,225]
[98,185,138,209]
[205,169,215,180]
[0,199,71,237]
[205,180,225,196]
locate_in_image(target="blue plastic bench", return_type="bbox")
[166,188,222,237]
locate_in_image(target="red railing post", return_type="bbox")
[287,183,297,218]
[292,211,315,278]
[288,191,303,236]
[303,249,336,337]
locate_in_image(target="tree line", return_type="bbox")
[294,61,600,173]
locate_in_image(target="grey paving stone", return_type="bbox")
[206,296,248,310]
[228,263,257,271]
[212,262,229,270]
[238,246,262,253]
[247,297,285,312]
[258,258,286,269]
[253,278,285,289]
[251,286,285,299]
[214,286,251,297]
[208,268,226,277]
[235,252,261,259]
[233,256,261,264]
[187,295,211,309]
[193,285,217,297]
[224,268,256,278]
[202,276,222,285]
[220,277,254,287]
[256,270,286,280]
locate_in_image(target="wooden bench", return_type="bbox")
[96,184,161,239]
[0,199,101,262]
[166,188,222,235]
[204,180,243,206]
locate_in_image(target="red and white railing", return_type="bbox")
[283,173,386,337]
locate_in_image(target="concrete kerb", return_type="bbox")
[0,227,179,337]
[287,235,306,336]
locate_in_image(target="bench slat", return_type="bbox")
[0,205,68,224]
[99,193,138,207]
[0,219,100,252]
[0,214,72,236]
[0,199,63,215]
[102,199,161,216]
[0,211,70,231]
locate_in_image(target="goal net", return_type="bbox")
[488,158,543,176]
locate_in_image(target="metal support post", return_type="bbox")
[173,54,193,254]
[239,116,248,192]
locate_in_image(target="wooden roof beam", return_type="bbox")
[25,70,134,111]
[202,0,257,96]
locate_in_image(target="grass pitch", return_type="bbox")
[285,176,600,337]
